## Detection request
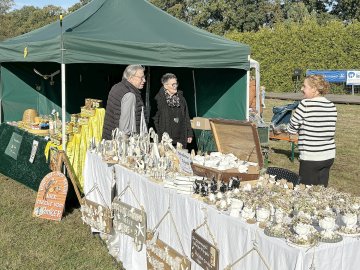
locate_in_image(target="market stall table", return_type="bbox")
[83,152,360,270]
[0,122,51,190]
[269,131,298,162]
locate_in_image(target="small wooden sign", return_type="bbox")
[29,140,39,163]
[112,198,147,251]
[50,150,82,204]
[191,230,219,270]
[80,198,112,234]
[176,150,193,174]
[146,232,191,270]
[33,171,68,221]
[5,132,23,160]
[49,147,61,172]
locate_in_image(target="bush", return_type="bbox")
[226,19,360,92]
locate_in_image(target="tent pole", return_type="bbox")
[246,56,250,120]
[61,64,66,151]
[60,13,66,151]
[192,70,198,116]
[255,62,261,113]
[0,63,2,123]
[145,66,151,123]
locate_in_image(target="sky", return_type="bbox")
[14,1,80,10]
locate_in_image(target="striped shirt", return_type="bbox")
[287,97,337,161]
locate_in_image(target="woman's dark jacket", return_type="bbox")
[153,88,193,147]
[102,79,144,140]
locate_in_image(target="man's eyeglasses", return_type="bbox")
[133,75,146,81]
[166,83,179,88]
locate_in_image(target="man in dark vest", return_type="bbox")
[102,65,146,140]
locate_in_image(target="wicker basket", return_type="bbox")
[22,109,38,124]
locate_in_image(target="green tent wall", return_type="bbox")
[0,0,250,122]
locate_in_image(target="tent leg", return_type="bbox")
[61,63,66,151]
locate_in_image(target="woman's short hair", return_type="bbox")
[306,75,330,95]
[123,65,145,80]
[161,73,177,84]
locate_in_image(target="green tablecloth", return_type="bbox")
[0,123,51,191]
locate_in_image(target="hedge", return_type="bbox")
[226,19,360,92]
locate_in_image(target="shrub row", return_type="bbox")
[226,20,360,92]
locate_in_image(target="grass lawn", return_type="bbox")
[0,175,119,270]
[0,98,359,269]
[263,98,360,196]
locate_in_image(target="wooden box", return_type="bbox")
[80,106,95,118]
[85,98,103,109]
[191,119,264,182]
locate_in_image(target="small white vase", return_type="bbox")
[319,216,336,231]
[341,213,358,228]
[256,207,270,222]
[294,223,312,237]
[241,206,255,220]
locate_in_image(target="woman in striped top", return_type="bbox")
[288,75,337,187]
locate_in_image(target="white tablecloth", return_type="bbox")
[84,152,360,270]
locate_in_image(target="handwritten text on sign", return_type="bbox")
[146,232,191,270]
[176,150,193,174]
[5,132,23,160]
[112,198,147,251]
[33,171,68,221]
[191,230,219,270]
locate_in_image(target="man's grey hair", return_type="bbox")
[161,73,177,84]
[123,65,145,80]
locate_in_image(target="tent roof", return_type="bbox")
[0,0,250,69]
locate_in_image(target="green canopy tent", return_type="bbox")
[0,0,250,148]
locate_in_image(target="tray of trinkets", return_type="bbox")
[191,119,263,182]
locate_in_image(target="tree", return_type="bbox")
[286,2,311,23]
[150,0,273,34]
[331,0,360,22]
[0,5,63,40]
[68,0,92,13]
[0,0,14,14]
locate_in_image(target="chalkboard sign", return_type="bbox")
[5,132,23,160]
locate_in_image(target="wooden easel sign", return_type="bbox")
[50,149,82,204]
[33,171,68,221]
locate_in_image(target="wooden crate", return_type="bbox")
[191,163,259,182]
[192,119,264,182]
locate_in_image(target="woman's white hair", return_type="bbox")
[123,65,145,80]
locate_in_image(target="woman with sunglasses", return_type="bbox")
[153,73,193,148]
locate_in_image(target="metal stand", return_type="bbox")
[294,79,301,93]
[225,240,271,270]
